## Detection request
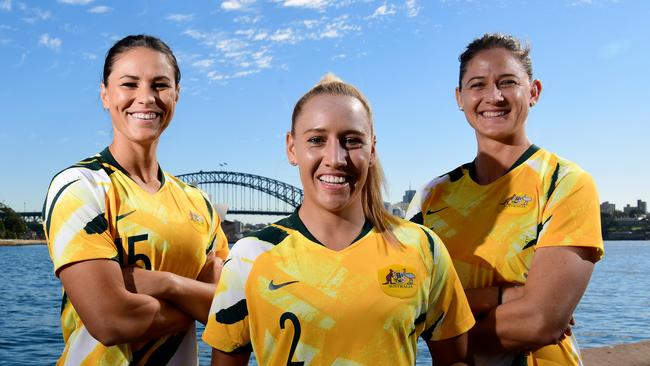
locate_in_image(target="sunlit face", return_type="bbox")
[287,94,375,215]
[100,47,179,146]
[456,48,541,144]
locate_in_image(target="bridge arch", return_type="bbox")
[176,171,304,216]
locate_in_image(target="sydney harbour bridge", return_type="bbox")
[175,170,303,216]
[19,170,304,222]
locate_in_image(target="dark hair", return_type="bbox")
[102,34,180,86]
[291,73,400,243]
[458,33,532,89]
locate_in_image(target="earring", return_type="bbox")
[530,101,536,107]
[459,106,464,111]
[289,161,297,166]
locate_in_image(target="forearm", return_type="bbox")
[124,267,216,324]
[165,274,216,324]
[211,348,250,366]
[469,296,560,354]
[465,287,499,317]
[427,333,473,366]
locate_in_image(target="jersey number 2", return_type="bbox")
[279,312,304,366]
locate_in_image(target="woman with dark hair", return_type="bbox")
[43,34,228,365]
[202,74,475,366]
[407,33,604,365]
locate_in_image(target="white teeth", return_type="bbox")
[482,111,506,117]
[130,112,158,120]
[319,175,347,184]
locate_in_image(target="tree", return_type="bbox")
[0,202,27,239]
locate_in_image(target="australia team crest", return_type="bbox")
[500,193,535,213]
[378,265,418,298]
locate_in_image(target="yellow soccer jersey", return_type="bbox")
[202,211,474,366]
[406,145,603,366]
[42,148,229,366]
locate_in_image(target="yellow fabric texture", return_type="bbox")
[406,146,603,366]
[203,212,474,365]
[43,148,228,366]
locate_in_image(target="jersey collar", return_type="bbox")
[465,144,540,183]
[278,206,373,247]
[99,147,166,186]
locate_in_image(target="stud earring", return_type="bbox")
[289,160,297,166]
[530,101,536,107]
[458,106,464,111]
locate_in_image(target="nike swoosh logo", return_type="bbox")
[116,210,136,221]
[223,258,232,266]
[268,280,299,291]
[426,207,448,215]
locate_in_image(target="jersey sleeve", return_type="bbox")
[43,167,117,275]
[421,228,475,341]
[202,238,255,353]
[537,168,604,259]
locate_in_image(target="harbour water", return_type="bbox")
[0,241,648,365]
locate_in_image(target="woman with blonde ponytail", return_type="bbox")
[203,74,475,366]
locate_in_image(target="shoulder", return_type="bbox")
[45,153,113,201]
[229,223,292,263]
[165,173,221,219]
[533,148,597,193]
[391,219,443,260]
[406,165,466,223]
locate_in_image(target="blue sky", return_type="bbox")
[1,0,648,221]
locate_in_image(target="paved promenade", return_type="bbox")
[583,341,650,366]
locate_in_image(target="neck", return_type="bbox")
[298,201,366,251]
[109,139,161,193]
[474,137,532,185]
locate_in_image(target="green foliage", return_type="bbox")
[0,202,27,239]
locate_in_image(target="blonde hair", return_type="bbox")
[291,73,400,243]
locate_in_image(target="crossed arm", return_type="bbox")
[465,246,597,354]
[59,252,223,347]
[59,259,193,346]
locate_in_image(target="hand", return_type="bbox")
[557,317,575,343]
[197,251,224,284]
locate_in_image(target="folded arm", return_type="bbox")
[469,246,597,353]
[122,251,224,324]
[59,259,193,347]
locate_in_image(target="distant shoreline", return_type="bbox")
[0,239,46,246]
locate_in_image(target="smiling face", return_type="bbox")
[456,47,541,145]
[287,94,375,216]
[100,47,179,146]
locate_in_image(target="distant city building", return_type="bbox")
[390,202,409,218]
[638,200,647,214]
[402,189,416,204]
[600,201,616,215]
[623,204,634,216]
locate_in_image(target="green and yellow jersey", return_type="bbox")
[406,145,604,366]
[42,147,229,366]
[202,211,474,365]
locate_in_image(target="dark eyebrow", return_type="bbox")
[302,127,367,136]
[464,76,484,85]
[465,73,521,86]
[118,75,172,81]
